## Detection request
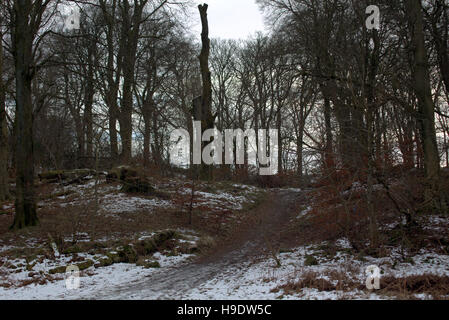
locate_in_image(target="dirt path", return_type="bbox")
[85,189,304,299]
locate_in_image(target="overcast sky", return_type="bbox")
[192,0,266,40]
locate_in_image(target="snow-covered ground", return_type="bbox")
[34,178,263,217]
[183,241,449,300]
[0,177,265,299]
[3,236,447,300]
[0,229,199,299]
[2,178,448,300]
[0,254,193,299]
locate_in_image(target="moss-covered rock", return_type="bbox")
[136,257,161,269]
[121,176,154,194]
[38,170,66,181]
[77,260,94,270]
[62,245,82,255]
[48,260,94,274]
[95,257,114,268]
[38,169,96,183]
[153,230,176,245]
[118,245,138,263]
[135,239,157,256]
[144,261,160,268]
[106,252,122,263]
[304,255,319,266]
[49,266,67,274]
[106,166,139,183]
[134,230,176,256]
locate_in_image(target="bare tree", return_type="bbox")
[405,0,447,211]
[0,9,10,201]
[196,3,215,180]
[9,0,55,228]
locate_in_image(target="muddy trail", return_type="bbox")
[86,189,305,299]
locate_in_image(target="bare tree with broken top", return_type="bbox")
[195,3,215,180]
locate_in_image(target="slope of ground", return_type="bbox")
[1,178,448,300]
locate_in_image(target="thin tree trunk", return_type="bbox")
[143,110,151,168]
[100,0,119,164]
[323,96,334,172]
[0,25,9,201]
[83,37,95,167]
[296,128,304,178]
[109,112,119,163]
[277,107,282,175]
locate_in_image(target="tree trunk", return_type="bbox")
[142,95,154,168]
[323,96,334,172]
[296,126,304,178]
[431,0,449,94]
[83,37,95,167]
[143,114,151,168]
[198,4,214,180]
[0,26,9,201]
[100,0,119,164]
[405,0,445,211]
[276,107,282,175]
[10,0,40,229]
[109,111,119,163]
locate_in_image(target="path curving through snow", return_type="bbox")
[84,189,303,299]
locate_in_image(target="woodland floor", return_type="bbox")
[0,175,449,299]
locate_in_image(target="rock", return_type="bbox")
[153,230,176,245]
[304,255,318,266]
[106,166,170,198]
[144,261,160,269]
[135,230,176,256]
[38,169,96,184]
[48,260,94,274]
[106,166,139,183]
[77,260,94,270]
[135,239,157,256]
[136,257,161,269]
[38,170,67,182]
[95,257,114,268]
[118,245,138,263]
[90,231,177,269]
[121,176,154,194]
[48,266,67,274]
[62,245,81,255]
[106,252,122,263]
[63,169,97,185]
[105,171,118,183]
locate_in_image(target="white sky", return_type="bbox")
[192,0,266,40]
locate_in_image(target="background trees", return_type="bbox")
[1,0,448,228]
